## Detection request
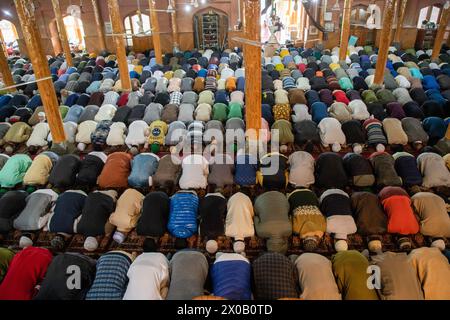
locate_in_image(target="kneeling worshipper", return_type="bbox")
[2,121,32,154]
[363,118,387,152]
[211,252,252,300]
[48,154,81,189]
[75,120,98,151]
[318,117,346,152]
[123,252,170,300]
[370,252,424,300]
[0,190,28,234]
[26,122,50,153]
[225,192,255,254]
[401,117,429,149]
[315,152,348,190]
[13,189,59,248]
[256,152,289,189]
[393,152,423,187]
[288,151,315,188]
[331,250,379,300]
[22,152,58,186]
[378,186,420,250]
[109,188,144,244]
[166,250,209,300]
[293,253,341,300]
[382,118,409,146]
[369,152,403,187]
[97,152,132,189]
[288,188,326,252]
[351,192,387,253]
[408,247,450,300]
[0,247,14,283]
[76,190,118,251]
[151,152,182,191]
[417,152,450,188]
[85,250,134,300]
[293,120,320,152]
[33,253,96,300]
[125,120,150,154]
[254,191,292,254]
[178,153,209,189]
[136,191,170,247]
[167,191,199,245]
[411,192,450,250]
[198,192,227,254]
[128,152,160,188]
[343,152,375,187]
[319,189,357,252]
[47,190,88,250]
[252,252,299,300]
[207,153,235,190]
[0,246,53,300]
[75,151,107,187]
[341,119,366,154]
[0,154,32,188]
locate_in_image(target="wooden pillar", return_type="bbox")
[170,0,179,50]
[0,29,7,56]
[393,0,407,44]
[0,31,15,92]
[91,0,106,51]
[51,0,73,67]
[431,1,450,60]
[74,16,83,50]
[319,0,325,42]
[107,0,132,91]
[374,0,397,85]
[149,0,162,64]
[14,0,66,142]
[243,0,261,135]
[339,0,352,61]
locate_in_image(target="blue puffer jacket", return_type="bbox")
[211,256,252,300]
[128,153,159,188]
[167,191,198,238]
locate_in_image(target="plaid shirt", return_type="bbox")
[170,91,183,106]
[252,252,299,299]
[85,252,132,300]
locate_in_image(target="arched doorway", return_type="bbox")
[124,11,152,51]
[63,15,86,51]
[49,15,86,56]
[0,19,19,55]
[193,8,229,50]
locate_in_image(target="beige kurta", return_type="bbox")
[295,253,341,300]
[411,192,450,238]
[408,247,450,300]
[109,188,144,233]
[225,192,255,240]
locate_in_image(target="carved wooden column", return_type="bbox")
[0,29,15,92]
[339,0,352,61]
[51,0,73,66]
[393,0,408,45]
[431,1,450,60]
[170,0,179,51]
[243,0,261,136]
[149,0,163,64]
[91,0,107,51]
[107,0,132,91]
[15,0,66,142]
[374,0,397,85]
